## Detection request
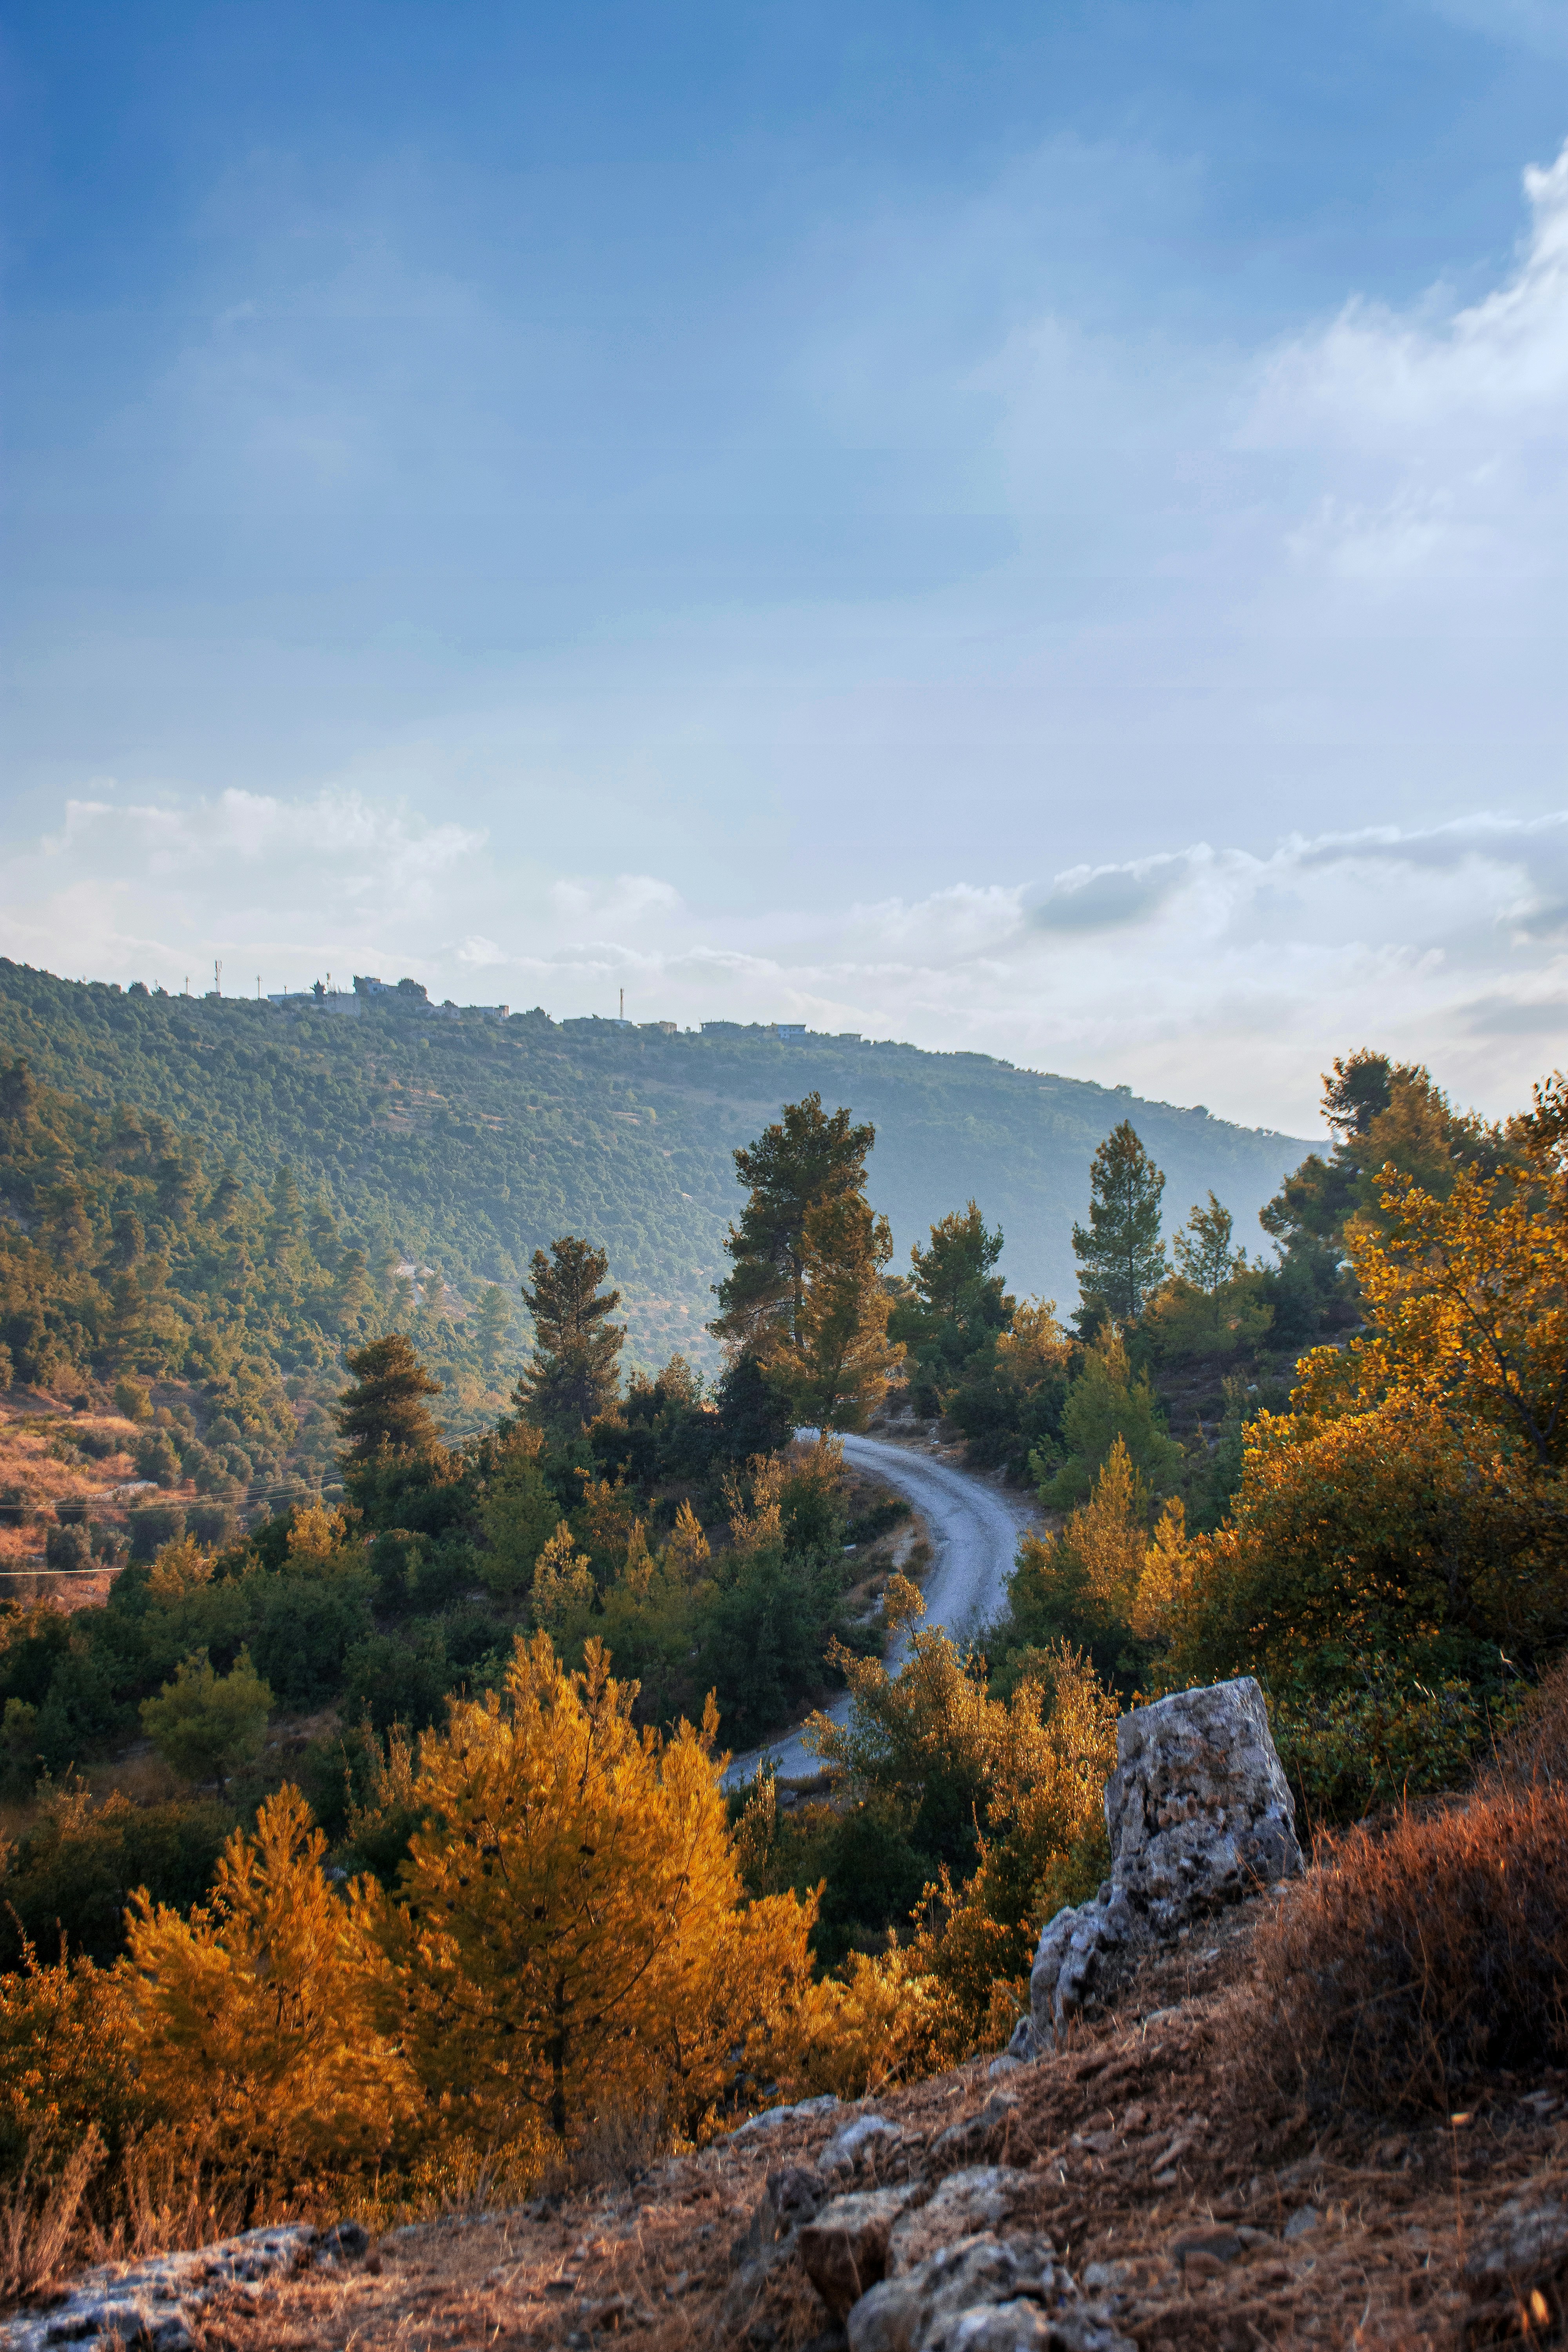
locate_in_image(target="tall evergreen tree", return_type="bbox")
[773,1190,903,1428]
[335,1334,445,1465]
[1072,1122,1168,1325]
[1174,1192,1243,1296]
[515,1236,625,1435]
[711,1093,875,1358]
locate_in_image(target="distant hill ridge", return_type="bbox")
[0,960,1313,1370]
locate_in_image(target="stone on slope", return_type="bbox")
[1105,1674,1300,1932]
[0,2221,318,2352]
[798,2186,923,2319]
[1024,1675,1299,2053]
[823,2114,904,2176]
[887,2169,1033,2276]
[846,2231,1133,2352]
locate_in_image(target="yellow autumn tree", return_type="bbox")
[364,1632,818,2153]
[1145,1077,1568,1690]
[806,1578,1117,2052]
[119,1786,415,2186]
[1003,1437,1183,1671]
[529,1523,596,1635]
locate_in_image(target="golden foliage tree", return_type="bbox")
[120,1787,414,2184]
[366,1632,817,2150]
[1143,1079,1568,1688]
[528,1524,596,1635]
[808,1578,1118,2045]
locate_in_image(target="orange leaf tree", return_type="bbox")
[1145,1079,1568,1692]
[119,1786,415,2186]
[365,1631,817,2151]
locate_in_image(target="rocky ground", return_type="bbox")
[16,1893,1564,2352]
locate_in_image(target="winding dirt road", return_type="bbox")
[722,1432,1041,1787]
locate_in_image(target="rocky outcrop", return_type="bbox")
[1018,1675,1299,2055]
[0,2221,326,2352]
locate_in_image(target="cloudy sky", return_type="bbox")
[4,0,1568,1132]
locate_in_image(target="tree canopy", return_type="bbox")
[1071,1120,1168,1326]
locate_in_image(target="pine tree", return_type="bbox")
[139,1648,272,1786]
[1071,1121,1168,1324]
[366,1633,817,2148]
[122,1786,414,2178]
[1174,1192,1244,1294]
[515,1236,624,1435]
[335,1334,445,1465]
[263,1166,305,1263]
[711,1094,875,1358]
[773,1191,904,1429]
[909,1201,1009,1344]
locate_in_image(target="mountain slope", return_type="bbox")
[0,963,1312,1369]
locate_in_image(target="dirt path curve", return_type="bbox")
[721,1432,1041,1788]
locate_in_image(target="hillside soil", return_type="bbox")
[110,1893,1567,2352]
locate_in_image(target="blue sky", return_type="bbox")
[4,0,1568,1128]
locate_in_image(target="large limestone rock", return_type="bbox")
[1020,1676,1299,2054]
[1106,1675,1300,1930]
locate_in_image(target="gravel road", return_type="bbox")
[721,1432,1040,1788]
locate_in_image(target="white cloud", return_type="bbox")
[548,875,685,927]
[7,784,1568,1131]
[1243,144,1568,582]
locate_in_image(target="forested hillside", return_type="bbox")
[0,962,1311,1373]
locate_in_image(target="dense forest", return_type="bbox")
[0,960,1307,1377]
[3,1024,1567,2247]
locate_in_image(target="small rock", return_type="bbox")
[1464,2199,1568,2283]
[731,2094,842,2138]
[723,2164,829,2328]
[1282,2207,1320,2243]
[987,2056,1024,2080]
[824,2115,904,2176]
[1169,2228,1243,2281]
[317,2218,371,2262]
[889,2171,1033,2276]
[799,2187,922,2320]
[846,2232,1132,2352]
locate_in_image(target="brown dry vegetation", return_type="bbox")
[150,1894,1567,2352]
[0,1392,137,1610]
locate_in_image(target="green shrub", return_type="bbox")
[1269,1667,1517,1825]
[343,1626,451,1733]
[140,1649,271,1784]
[44,1524,93,1575]
[128,1502,185,1559]
[0,1786,232,1968]
[250,1570,374,1711]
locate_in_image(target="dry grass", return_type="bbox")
[0,1394,138,1616]
[1490,1654,1568,1792]
[0,2131,102,2301]
[81,2135,250,2268]
[1252,1784,1568,2119]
